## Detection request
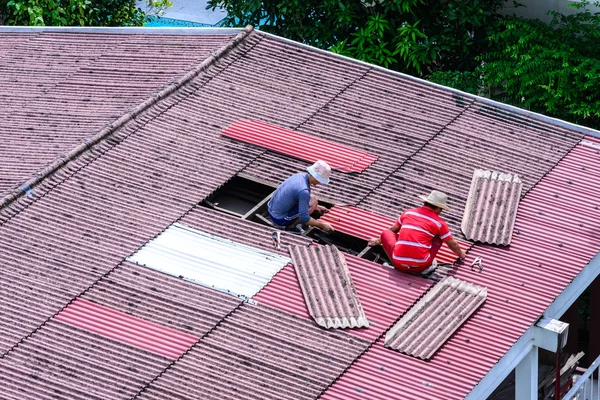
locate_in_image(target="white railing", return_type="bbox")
[564,355,600,400]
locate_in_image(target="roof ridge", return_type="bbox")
[0,25,255,218]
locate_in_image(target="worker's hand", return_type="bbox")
[367,238,381,247]
[458,249,467,260]
[320,222,335,232]
[317,205,329,214]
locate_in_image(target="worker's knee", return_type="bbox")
[309,195,318,208]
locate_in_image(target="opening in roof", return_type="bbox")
[202,175,275,219]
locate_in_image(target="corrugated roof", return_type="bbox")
[222,119,378,172]
[254,254,433,342]
[83,261,243,338]
[461,169,523,245]
[137,303,371,400]
[320,205,470,264]
[179,205,312,256]
[320,138,600,399]
[128,223,291,299]
[55,298,199,359]
[0,320,170,400]
[385,276,487,359]
[0,32,236,196]
[0,28,598,400]
[289,244,369,329]
[358,101,582,235]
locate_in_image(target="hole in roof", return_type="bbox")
[127,223,291,300]
[202,175,275,219]
[306,229,368,257]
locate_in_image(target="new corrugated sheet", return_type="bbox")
[254,254,432,342]
[222,119,378,172]
[320,205,470,264]
[461,169,522,245]
[137,303,370,400]
[128,223,291,299]
[385,276,487,359]
[0,319,170,400]
[55,298,199,359]
[289,244,369,329]
[319,138,600,399]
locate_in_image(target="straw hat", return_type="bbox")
[307,160,331,185]
[418,190,450,211]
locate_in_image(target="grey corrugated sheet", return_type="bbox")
[83,261,242,337]
[180,206,312,256]
[0,32,235,195]
[0,31,375,357]
[385,276,487,359]
[241,69,474,205]
[461,169,523,245]
[290,245,369,329]
[128,223,291,299]
[359,101,582,233]
[0,320,169,400]
[138,303,370,400]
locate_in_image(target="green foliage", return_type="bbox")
[428,70,481,95]
[0,0,171,26]
[479,0,600,127]
[207,0,506,75]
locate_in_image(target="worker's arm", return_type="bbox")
[368,222,400,246]
[306,217,334,232]
[298,190,334,232]
[445,238,467,259]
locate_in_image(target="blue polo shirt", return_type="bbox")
[268,173,311,224]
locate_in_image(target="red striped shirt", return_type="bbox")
[392,206,452,266]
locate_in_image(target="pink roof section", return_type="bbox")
[0,32,235,195]
[254,253,433,342]
[55,298,199,359]
[320,205,470,264]
[222,119,378,172]
[319,136,600,399]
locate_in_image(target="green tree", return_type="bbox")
[0,0,171,26]
[479,0,600,128]
[207,0,506,75]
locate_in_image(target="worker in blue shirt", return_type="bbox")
[268,160,335,232]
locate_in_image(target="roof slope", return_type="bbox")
[0,27,598,400]
[0,31,235,196]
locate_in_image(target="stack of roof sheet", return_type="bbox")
[461,169,522,245]
[385,276,487,359]
[289,244,370,329]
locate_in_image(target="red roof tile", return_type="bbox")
[55,298,199,359]
[223,119,378,172]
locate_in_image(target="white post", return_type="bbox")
[516,346,538,400]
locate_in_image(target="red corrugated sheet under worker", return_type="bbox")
[267,160,335,233]
[368,190,466,275]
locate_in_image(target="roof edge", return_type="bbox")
[465,250,600,399]
[262,31,600,139]
[0,26,244,35]
[0,24,255,213]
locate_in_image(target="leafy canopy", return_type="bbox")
[0,0,171,26]
[479,0,600,127]
[207,0,506,75]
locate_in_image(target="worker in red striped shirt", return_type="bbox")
[368,190,466,275]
